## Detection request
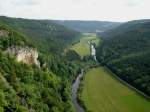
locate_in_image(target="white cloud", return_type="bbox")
[0,0,150,22]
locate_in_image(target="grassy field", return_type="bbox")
[71,34,99,57]
[81,67,150,112]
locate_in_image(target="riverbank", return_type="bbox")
[71,32,150,112]
[75,34,150,112]
[72,70,84,112]
[70,34,99,58]
[71,34,99,112]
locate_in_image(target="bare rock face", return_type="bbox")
[6,46,40,66]
[0,30,9,37]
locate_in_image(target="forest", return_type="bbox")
[1,15,150,112]
[96,20,150,96]
[0,16,81,54]
[0,17,81,112]
[54,20,121,33]
[1,0,150,111]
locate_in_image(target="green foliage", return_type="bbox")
[39,53,80,80]
[0,24,33,50]
[97,19,150,96]
[0,17,82,112]
[66,50,81,61]
[55,20,121,33]
[0,16,81,54]
[0,50,78,111]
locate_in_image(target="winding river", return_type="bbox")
[71,41,96,112]
[71,70,84,112]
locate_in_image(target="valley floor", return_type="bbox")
[71,34,150,112]
[81,67,150,112]
[71,34,99,58]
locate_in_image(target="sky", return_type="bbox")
[0,0,150,22]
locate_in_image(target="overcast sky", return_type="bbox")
[0,0,150,22]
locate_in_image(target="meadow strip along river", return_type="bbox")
[71,41,96,112]
[73,40,150,112]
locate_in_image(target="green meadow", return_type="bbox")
[71,34,150,112]
[81,67,150,112]
[70,34,98,57]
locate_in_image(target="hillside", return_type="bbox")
[96,19,150,96]
[0,16,81,53]
[54,20,121,33]
[0,18,81,112]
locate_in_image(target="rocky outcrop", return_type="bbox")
[0,30,9,37]
[6,46,40,66]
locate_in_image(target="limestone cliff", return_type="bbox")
[6,46,40,66]
[0,30,9,37]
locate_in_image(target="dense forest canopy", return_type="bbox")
[96,19,150,96]
[0,16,81,54]
[54,20,121,33]
[1,15,150,112]
[0,17,81,112]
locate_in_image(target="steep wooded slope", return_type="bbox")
[0,18,81,112]
[0,16,81,53]
[54,20,121,33]
[97,19,150,96]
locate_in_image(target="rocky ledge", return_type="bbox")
[6,46,40,66]
[0,30,9,37]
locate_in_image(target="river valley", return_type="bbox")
[71,35,150,112]
[71,40,97,112]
